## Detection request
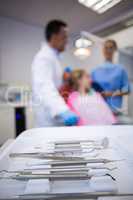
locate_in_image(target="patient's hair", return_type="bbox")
[69,69,86,91]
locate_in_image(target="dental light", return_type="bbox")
[75,37,93,49]
[74,48,91,59]
[78,0,122,14]
[74,32,93,59]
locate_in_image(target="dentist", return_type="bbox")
[32,20,79,127]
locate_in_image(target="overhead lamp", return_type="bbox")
[96,0,122,14]
[78,0,122,14]
[74,48,91,60]
[75,37,93,48]
[74,32,93,59]
[93,0,112,11]
[78,0,100,7]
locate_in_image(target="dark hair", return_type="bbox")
[104,39,118,50]
[45,20,67,41]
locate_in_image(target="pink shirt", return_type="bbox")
[67,91,117,125]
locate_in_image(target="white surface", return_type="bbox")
[90,176,117,192]
[107,26,133,49]
[24,179,50,195]
[0,106,15,145]
[0,16,43,85]
[0,139,14,154]
[26,107,35,129]
[0,126,133,199]
[51,177,117,194]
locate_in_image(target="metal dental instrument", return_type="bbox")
[0,171,116,181]
[9,138,109,162]
[19,193,133,200]
[46,159,124,166]
[0,173,95,181]
[23,166,117,171]
[9,153,85,161]
[9,153,124,166]
[0,165,117,181]
[47,138,109,155]
[2,192,133,200]
[52,137,109,148]
[0,162,116,181]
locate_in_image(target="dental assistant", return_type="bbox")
[92,40,130,114]
[32,20,79,127]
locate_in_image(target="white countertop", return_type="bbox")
[0,102,30,108]
[0,126,133,199]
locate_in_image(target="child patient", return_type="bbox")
[67,69,117,125]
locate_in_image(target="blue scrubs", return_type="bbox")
[91,61,130,112]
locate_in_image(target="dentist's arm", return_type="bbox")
[101,91,129,97]
[101,68,131,98]
[32,57,79,125]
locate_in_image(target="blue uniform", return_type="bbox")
[91,61,130,112]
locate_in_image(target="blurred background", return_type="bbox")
[0,0,133,145]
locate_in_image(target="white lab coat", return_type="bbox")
[32,44,68,127]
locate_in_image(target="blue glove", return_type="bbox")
[60,111,79,126]
[64,66,72,73]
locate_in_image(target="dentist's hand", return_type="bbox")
[59,111,79,126]
[101,91,113,97]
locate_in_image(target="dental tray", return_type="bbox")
[0,137,130,199]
